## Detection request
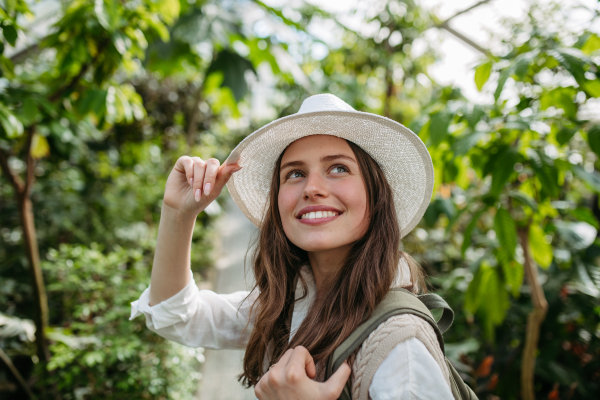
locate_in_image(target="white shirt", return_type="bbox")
[130,268,454,399]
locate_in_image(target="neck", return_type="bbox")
[307,244,352,293]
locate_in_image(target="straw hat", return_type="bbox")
[225,93,434,239]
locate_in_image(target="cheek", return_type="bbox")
[277,186,299,226]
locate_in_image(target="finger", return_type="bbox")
[175,156,194,185]
[202,158,220,197]
[287,346,316,380]
[275,348,294,371]
[214,162,241,193]
[192,157,206,202]
[322,361,351,399]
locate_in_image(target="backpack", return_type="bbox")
[324,288,478,400]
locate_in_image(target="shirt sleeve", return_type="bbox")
[369,337,454,400]
[129,270,256,349]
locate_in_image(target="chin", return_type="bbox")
[293,237,347,253]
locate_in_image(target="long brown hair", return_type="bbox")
[240,139,425,387]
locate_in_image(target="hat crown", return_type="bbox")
[297,94,355,114]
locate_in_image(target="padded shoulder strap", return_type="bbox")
[326,289,450,381]
[326,289,456,400]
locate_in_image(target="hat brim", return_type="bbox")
[225,110,434,238]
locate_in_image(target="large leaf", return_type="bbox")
[0,103,24,138]
[429,111,453,146]
[502,260,524,297]
[490,147,518,195]
[587,125,600,157]
[507,190,538,212]
[494,51,536,101]
[548,48,588,85]
[206,50,256,101]
[556,127,577,146]
[31,133,50,159]
[465,264,510,340]
[452,130,486,157]
[528,149,559,199]
[572,164,600,192]
[474,61,492,91]
[2,24,18,46]
[494,206,517,262]
[581,33,600,54]
[529,223,553,268]
[540,87,577,118]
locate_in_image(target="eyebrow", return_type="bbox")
[280,154,357,171]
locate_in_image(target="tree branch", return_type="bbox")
[518,226,549,400]
[439,0,494,25]
[0,347,36,400]
[432,0,494,57]
[0,146,25,193]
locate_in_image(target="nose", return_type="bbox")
[302,171,328,200]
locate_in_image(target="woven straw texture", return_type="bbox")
[226,95,434,238]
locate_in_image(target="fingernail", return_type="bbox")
[233,166,242,172]
[189,178,193,186]
[195,189,200,202]
[204,183,212,196]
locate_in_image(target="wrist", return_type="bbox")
[161,202,198,224]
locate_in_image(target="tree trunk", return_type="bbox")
[18,192,50,362]
[0,129,50,364]
[518,227,548,400]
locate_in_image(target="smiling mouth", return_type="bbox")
[299,211,340,220]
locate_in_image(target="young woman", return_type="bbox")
[131,94,454,399]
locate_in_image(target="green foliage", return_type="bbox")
[41,243,203,399]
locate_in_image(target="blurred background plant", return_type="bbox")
[0,0,599,399]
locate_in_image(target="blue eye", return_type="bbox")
[331,165,348,174]
[286,170,304,179]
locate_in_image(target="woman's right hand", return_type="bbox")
[163,156,241,216]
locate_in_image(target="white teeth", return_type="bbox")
[300,211,339,219]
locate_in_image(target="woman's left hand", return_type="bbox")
[255,346,351,400]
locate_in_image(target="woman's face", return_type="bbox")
[278,135,369,253]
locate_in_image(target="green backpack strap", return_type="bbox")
[325,289,477,400]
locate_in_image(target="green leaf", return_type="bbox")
[549,48,588,85]
[2,25,18,47]
[588,125,600,157]
[0,103,24,138]
[154,0,180,25]
[429,111,453,146]
[465,104,484,128]
[461,208,486,257]
[490,147,518,195]
[465,264,510,340]
[494,64,512,101]
[502,260,524,297]
[474,61,492,91]
[581,33,600,55]
[31,133,50,159]
[540,87,577,118]
[452,131,486,157]
[583,80,600,98]
[529,149,559,199]
[206,50,256,101]
[494,207,517,262]
[572,164,600,192]
[529,223,553,269]
[20,97,39,125]
[507,190,538,212]
[556,127,577,146]
[94,0,120,32]
[570,207,600,229]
